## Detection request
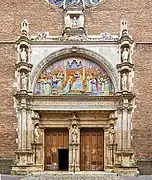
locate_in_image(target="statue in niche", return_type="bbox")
[71,124,78,144]
[21,72,27,90]
[34,124,40,143]
[20,48,27,62]
[72,17,78,28]
[122,48,129,62]
[109,112,115,119]
[109,124,115,144]
[122,73,128,91]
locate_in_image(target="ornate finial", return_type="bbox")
[21,19,29,35]
[121,20,128,36]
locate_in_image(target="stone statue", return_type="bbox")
[20,48,27,62]
[109,124,115,144]
[21,19,28,34]
[21,72,27,90]
[71,124,78,144]
[109,112,115,119]
[34,124,40,143]
[71,112,77,120]
[122,73,128,91]
[72,17,77,28]
[122,48,129,62]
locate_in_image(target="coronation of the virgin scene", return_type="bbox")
[0,0,152,178]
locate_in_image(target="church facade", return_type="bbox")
[0,0,152,176]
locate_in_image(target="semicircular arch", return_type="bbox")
[31,47,118,93]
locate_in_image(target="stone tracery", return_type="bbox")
[45,0,102,9]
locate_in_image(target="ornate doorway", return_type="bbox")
[44,128,69,170]
[80,128,104,171]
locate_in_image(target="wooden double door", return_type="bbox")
[44,128,104,171]
[80,128,104,171]
[44,128,69,170]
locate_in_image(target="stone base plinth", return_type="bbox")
[114,166,139,176]
[105,165,114,172]
[11,164,43,175]
[69,164,80,172]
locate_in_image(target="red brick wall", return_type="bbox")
[0,44,17,157]
[0,0,151,41]
[132,43,152,158]
[0,0,152,160]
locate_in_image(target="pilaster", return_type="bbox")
[114,20,138,176]
[12,19,34,175]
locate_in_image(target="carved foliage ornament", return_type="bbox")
[45,0,103,8]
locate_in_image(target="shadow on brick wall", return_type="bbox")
[137,160,152,175]
[0,157,14,174]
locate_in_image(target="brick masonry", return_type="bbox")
[0,0,152,174]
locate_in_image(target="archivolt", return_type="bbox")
[31,47,118,92]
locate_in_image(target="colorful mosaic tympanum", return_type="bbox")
[34,58,115,96]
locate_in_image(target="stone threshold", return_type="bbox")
[31,171,117,175]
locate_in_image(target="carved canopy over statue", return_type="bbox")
[34,58,115,96]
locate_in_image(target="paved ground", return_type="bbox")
[0,174,22,180]
[1,174,152,180]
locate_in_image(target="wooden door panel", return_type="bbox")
[44,128,68,170]
[80,128,104,171]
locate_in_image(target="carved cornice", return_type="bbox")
[15,62,33,71]
[30,40,118,45]
[31,94,120,102]
[119,34,133,45]
[117,105,133,112]
[16,35,31,45]
[116,92,135,100]
[116,62,134,73]
[14,92,32,100]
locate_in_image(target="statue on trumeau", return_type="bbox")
[109,123,115,144]
[122,73,128,91]
[122,48,129,62]
[34,124,40,143]
[71,123,78,144]
[21,72,27,90]
[20,48,27,62]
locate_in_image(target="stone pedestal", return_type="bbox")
[114,150,138,176]
[114,166,138,176]
[11,150,33,175]
[69,143,80,172]
[106,143,117,172]
[31,143,43,168]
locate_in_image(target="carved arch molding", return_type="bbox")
[32,47,118,96]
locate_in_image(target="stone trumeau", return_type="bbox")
[0,0,152,176]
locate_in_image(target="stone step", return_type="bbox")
[20,172,124,180]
